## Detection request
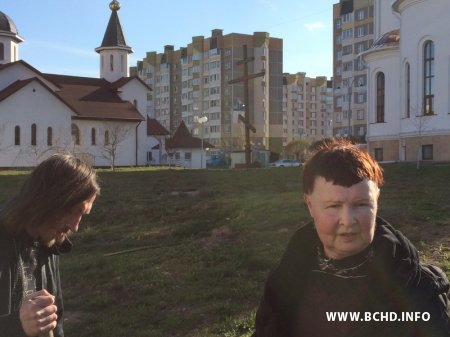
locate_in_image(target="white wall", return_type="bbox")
[99,48,130,82]
[0,81,73,167]
[365,48,401,141]
[117,79,149,166]
[398,0,450,136]
[0,62,59,92]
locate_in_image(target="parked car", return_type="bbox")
[206,152,228,168]
[269,159,302,167]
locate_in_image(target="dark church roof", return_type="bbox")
[0,11,18,34]
[368,29,400,52]
[42,73,145,122]
[96,1,132,52]
[147,117,169,136]
[166,121,214,150]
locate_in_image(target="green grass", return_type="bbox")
[0,164,449,336]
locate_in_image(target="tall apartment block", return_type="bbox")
[132,30,284,154]
[282,73,333,147]
[333,0,374,141]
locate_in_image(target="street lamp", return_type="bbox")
[197,115,208,169]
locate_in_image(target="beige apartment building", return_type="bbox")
[282,73,333,147]
[333,0,374,142]
[132,30,284,154]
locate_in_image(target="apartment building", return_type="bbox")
[282,73,333,146]
[333,0,374,142]
[132,30,284,154]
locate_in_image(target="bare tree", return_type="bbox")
[100,124,133,171]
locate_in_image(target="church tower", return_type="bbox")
[95,1,133,82]
[0,11,24,65]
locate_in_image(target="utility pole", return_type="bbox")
[228,45,265,167]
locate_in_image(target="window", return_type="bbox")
[343,45,353,55]
[356,26,366,37]
[147,152,153,162]
[376,72,385,123]
[31,124,37,146]
[71,124,80,145]
[357,93,365,104]
[342,29,353,40]
[175,152,180,160]
[110,54,114,71]
[342,13,353,23]
[104,130,110,145]
[422,144,433,160]
[357,9,366,21]
[14,126,20,145]
[357,110,365,120]
[184,152,191,160]
[47,127,53,146]
[343,61,353,72]
[358,126,365,136]
[406,62,410,118]
[423,41,434,115]
[91,128,96,145]
[336,19,342,29]
[0,43,3,60]
[374,148,383,161]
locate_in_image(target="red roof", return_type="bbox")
[147,117,169,136]
[166,121,214,150]
[42,73,145,122]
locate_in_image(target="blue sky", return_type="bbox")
[2,0,337,78]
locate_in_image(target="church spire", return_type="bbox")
[95,1,133,82]
[0,11,24,64]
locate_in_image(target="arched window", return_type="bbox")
[14,126,20,145]
[121,54,124,72]
[405,62,410,118]
[423,40,434,115]
[104,130,110,145]
[110,54,114,71]
[47,127,53,146]
[0,43,4,60]
[91,128,96,145]
[31,124,37,146]
[71,123,80,145]
[376,72,385,123]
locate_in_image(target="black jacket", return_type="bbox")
[0,228,71,337]
[254,217,450,337]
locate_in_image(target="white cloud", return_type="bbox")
[304,21,325,32]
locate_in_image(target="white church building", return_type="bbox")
[0,1,155,168]
[363,0,450,162]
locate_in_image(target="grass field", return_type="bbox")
[0,164,449,336]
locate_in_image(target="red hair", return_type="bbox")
[302,139,384,194]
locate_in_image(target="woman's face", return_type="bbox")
[304,177,379,260]
[34,194,97,247]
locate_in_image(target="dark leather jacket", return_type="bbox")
[0,227,71,337]
[254,217,450,337]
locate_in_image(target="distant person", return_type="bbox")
[0,154,100,337]
[253,139,449,337]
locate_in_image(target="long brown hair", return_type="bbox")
[0,153,100,235]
